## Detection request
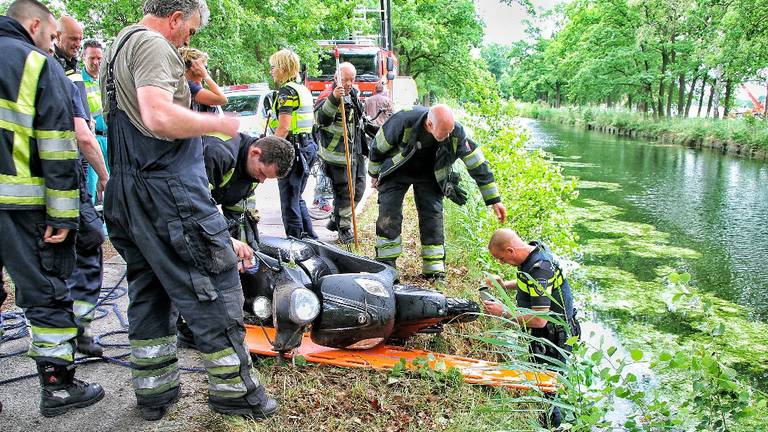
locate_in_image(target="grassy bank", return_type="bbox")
[443,103,767,430]
[518,103,768,156]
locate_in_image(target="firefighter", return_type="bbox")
[81,39,109,203]
[314,62,370,244]
[100,0,276,420]
[482,228,581,428]
[176,134,295,348]
[0,0,105,416]
[370,104,507,279]
[53,15,109,358]
[268,48,318,239]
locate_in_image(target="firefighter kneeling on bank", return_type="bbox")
[369,104,507,279]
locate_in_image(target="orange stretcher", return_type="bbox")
[245,325,558,393]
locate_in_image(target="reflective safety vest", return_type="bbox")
[516,265,564,298]
[268,82,314,135]
[83,74,103,118]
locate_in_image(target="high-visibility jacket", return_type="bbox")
[369,106,501,206]
[0,16,80,229]
[314,86,366,166]
[268,81,314,136]
[82,70,106,132]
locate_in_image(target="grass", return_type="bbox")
[518,103,768,151]
[207,190,541,432]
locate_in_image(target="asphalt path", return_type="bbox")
[0,175,373,431]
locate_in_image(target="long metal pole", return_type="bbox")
[335,50,360,248]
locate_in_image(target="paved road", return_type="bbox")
[0,174,372,431]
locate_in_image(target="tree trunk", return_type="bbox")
[666,49,676,117]
[685,74,699,118]
[555,82,561,108]
[677,72,686,117]
[697,75,708,118]
[706,81,716,118]
[627,94,633,110]
[657,48,668,118]
[722,78,733,118]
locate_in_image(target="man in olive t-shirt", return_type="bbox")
[99,0,277,422]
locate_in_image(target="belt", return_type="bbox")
[95,130,106,136]
[290,133,313,147]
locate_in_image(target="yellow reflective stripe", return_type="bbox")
[0,174,45,204]
[37,130,78,161]
[479,182,500,201]
[376,236,402,259]
[0,100,34,127]
[321,98,338,116]
[219,168,235,188]
[374,129,392,153]
[368,160,382,175]
[319,145,348,165]
[17,51,46,108]
[391,152,406,166]
[9,52,46,177]
[46,188,79,218]
[204,132,232,141]
[285,82,315,134]
[421,244,445,259]
[13,131,31,177]
[462,148,485,170]
[422,261,445,274]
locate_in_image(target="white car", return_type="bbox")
[218,83,272,137]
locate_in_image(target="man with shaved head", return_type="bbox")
[1,0,105,416]
[51,14,110,360]
[483,228,579,427]
[369,103,507,280]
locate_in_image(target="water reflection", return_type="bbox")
[520,118,768,321]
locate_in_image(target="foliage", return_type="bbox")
[519,103,768,150]
[483,0,768,119]
[390,0,498,103]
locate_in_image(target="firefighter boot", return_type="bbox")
[37,363,105,417]
[209,385,278,419]
[76,326,103,357]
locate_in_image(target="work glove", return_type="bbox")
[444,172,468,206]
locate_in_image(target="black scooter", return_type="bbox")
[237,210,479,356]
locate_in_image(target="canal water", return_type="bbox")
[519,118,768,388]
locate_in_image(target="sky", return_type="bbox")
[475,0,564,45]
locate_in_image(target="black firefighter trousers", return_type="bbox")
[375,174,446,275]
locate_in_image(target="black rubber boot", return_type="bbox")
[338,229,354,245]
[38,363,105,417]
[138,390,180,421]
[326,219,338,232]
[76,334,103,357]
[209,387,278,420]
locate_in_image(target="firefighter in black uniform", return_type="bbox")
[483,228,581,427]
[369,104,507,279]
[52,15,109,357]
[176,133,295,347]
[101,0,276,421]
[314,62,371,244]
[0,0,104,417]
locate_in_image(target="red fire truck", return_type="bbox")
[305,39,398,100]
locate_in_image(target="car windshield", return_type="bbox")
[315,53,378,81]
[222,94,262,117]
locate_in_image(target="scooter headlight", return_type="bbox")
[252,296,272,320]
[289,288,320,325]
